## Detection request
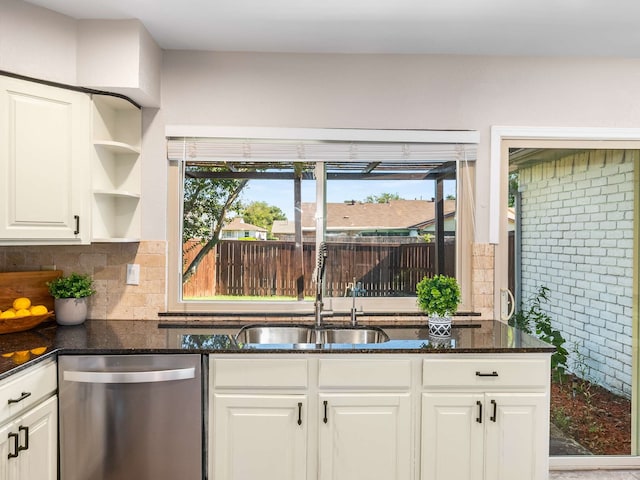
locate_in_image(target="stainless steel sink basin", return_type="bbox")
[316,326,390,344]
[235,325,314,344]
[235,324,390,345]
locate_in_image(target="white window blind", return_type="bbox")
[166,127,477,164]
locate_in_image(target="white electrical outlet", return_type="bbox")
[126,264,140,285]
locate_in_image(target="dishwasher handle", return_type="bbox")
[63,367,196,384]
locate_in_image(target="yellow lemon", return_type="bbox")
[30,305,48,315]
[15,309,31,318]
[30,347,47,355]
[1,352,14,358]
[12,297,31,310]
[12,351,30,365]
[0,310,16,319]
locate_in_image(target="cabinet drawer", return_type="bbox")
[422,357,549,388]
[213,358,308,389]
[0,359,57,423]
[319,359,411,389]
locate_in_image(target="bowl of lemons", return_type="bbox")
[0,297,53,334]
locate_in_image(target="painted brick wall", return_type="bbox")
[518,150,636,397]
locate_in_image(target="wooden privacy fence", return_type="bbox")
[183,239,455,298]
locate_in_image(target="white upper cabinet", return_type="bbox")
[90,94,142,242]
[0,76,143,245]
[0,76,91,244]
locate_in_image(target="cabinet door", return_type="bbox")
[421,392,484,480]
[17,396,58,480]
[211,394,307,480]
[484,392,548,480]
[0,76,90,243]
[0,418,19,480]
[318,393,411,480]
[0,396,57,480]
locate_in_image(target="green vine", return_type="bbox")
[509,285,568,381]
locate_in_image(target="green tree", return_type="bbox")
[508,172,519,208]
[182,166,247,284]
[241,201,287,237]
[365,192,401,203]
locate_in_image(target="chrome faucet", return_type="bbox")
[348,277,365,326]
[314,243,329,327]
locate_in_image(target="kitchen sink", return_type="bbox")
[235,324,389,345]
[235,325,315,344]
[316,326,390,344]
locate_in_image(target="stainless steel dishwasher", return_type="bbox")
[58,354,203,480]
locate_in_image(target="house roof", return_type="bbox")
[272,200,455,234]
[221,218,267,232]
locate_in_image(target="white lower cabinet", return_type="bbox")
[209,354,550,480]
[484,392,549,480]
[422,392,547,480]
[212,394,307,480]
[318,393,411,480]
[0,396,58,480]
[210,357,414,480]
[421,356,550,480]
[421,393,484,480]
[0,360,58,480]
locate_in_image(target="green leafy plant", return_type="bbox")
[47,273,96,299]
[509,285,568,380]
[416,274,461,317]
[550,405,572,432]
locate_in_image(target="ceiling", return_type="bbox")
[23,0,640,57]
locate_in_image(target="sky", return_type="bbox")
[239,178,456,219]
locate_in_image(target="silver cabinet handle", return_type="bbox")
[64,367,195,384]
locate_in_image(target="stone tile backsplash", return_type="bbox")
[0,241,166,320]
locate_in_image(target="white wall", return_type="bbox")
[0,0,77,84]
[77,19,162,107]
[161,51,640,243]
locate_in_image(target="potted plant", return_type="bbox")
[416,274,461,336]
[47,273,96,325]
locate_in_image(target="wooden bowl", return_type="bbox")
[0,312,55,335]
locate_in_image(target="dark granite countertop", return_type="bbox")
[0,319,554,380]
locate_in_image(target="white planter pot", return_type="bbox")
[428,333,453,348]
[428,315,452,336]
[55,297,89,326]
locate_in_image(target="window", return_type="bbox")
[167,128,477,314]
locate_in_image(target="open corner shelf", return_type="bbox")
[91,94,142,242]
